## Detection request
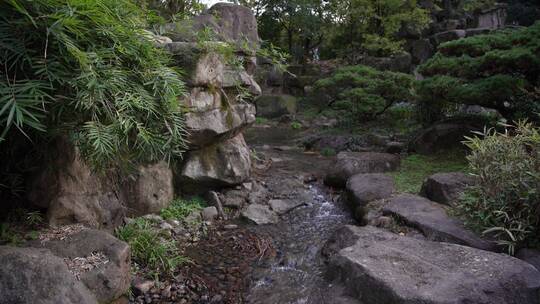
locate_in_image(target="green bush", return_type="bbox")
[0,0,187,170]
[312,65,415,121]
[116,218,190,276]
[417,22,540,123]
[457,121,540,254]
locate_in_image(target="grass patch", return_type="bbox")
[320,147,337,157]
[290,121,302,130]
[115,218,190,277]
[390,151,468,193]
[255,117,269,124]
[0,208,45,246]
[160,197,206,221]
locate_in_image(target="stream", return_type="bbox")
[242,125,356,304]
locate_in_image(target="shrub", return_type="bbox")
[456,121,540,254]
[115,218,190,276]
[0,0,187,170]
[417,22,540,123]
[312,65,415,121]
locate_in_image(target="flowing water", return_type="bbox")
[243,125,357,304]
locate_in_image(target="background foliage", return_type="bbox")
[312,65,415,120]
[417,22,540,123]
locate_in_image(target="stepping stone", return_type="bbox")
[420,172,476,206]
[324,225,540,304]
[241,204,278,225]
[345,173,395,222]
[268,199,303,215]
[382,194,497,251]
[324,152,400,188]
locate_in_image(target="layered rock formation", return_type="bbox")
[163,3,261,194]
[26,3,261,225]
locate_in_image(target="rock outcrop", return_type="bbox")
[27,139,175,228]
[177,134,252,193]
[324,225,540,304]
[27,138,126,229]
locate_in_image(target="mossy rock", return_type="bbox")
[255,95,297,118]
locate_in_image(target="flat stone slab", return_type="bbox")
[241,204,278,225]
[382,194,497,251]
[268,199,304,215]
[346,173,395,206]
[324,225,540,304]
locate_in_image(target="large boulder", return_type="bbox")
[420,172,475,205]
[177,134,251,193]
[184,103,256,148]
[324,152,401,188]
[409,118,484,155]
[346,174,395,221]
[324,225,540,304]
[27,138,125,230]
[382,194,497,251]
[125,161,174,217]
[255,94,297,118]
[26,229,130,303]
[0,246,98,304]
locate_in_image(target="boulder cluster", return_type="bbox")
[323,151,540,304]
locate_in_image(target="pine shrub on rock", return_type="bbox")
[312,65,415,120]
[417,22,540,123]
[457,121,540,254]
